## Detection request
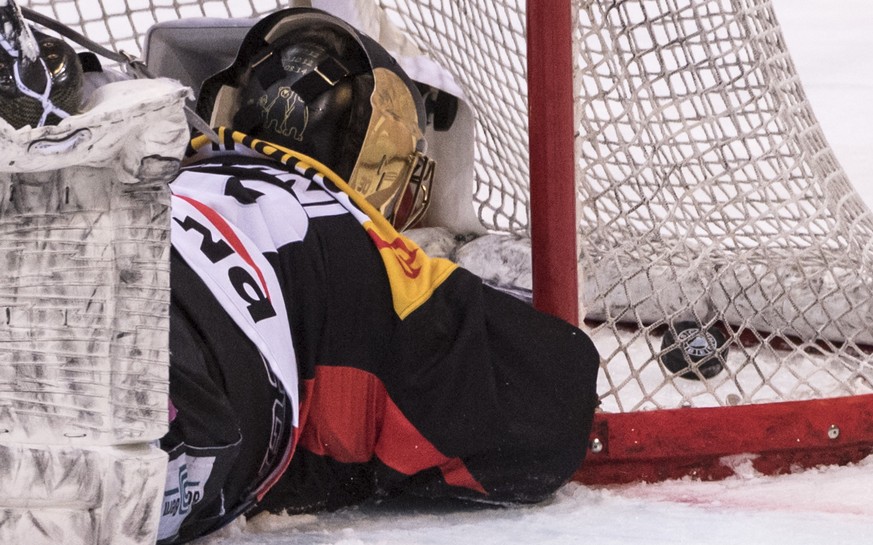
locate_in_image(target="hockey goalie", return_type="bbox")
[0,4,600,544]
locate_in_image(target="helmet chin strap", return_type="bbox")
[288,56,352,102]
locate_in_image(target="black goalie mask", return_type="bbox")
[0,0,82,129]
[197,8,434,230]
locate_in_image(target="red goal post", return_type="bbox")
[528,0,580,325]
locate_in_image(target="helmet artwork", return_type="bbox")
[0,0,83,129]
[197,8,434,230]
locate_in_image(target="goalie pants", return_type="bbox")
[162,188,600,543]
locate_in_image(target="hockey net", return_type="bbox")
[12,0,873,486]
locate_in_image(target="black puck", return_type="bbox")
[660,321,727,380]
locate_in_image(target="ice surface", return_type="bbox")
[196,462,873,545]
[181,1,873,544]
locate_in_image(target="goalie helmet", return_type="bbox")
[0,0,83,129]
[197,7,434,230]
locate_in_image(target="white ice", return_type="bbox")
[194,1,873,543]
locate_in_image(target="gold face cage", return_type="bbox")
[349,66,434,230]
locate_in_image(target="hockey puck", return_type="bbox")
[660,321,727,380]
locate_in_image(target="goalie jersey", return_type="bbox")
[159,130,600,544]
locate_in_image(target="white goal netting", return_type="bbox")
[13,0,873,432]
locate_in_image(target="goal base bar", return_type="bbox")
[574,394,873,484]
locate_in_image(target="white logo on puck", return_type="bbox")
[676,327,717,358]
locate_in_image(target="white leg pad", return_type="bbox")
[0,442,167,545]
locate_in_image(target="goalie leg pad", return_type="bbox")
[0,442,167,545]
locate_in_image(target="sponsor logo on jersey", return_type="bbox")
[157,453,216,541]
[368,229,422,279]
[364,223,457,319]
[170,185,300,428]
